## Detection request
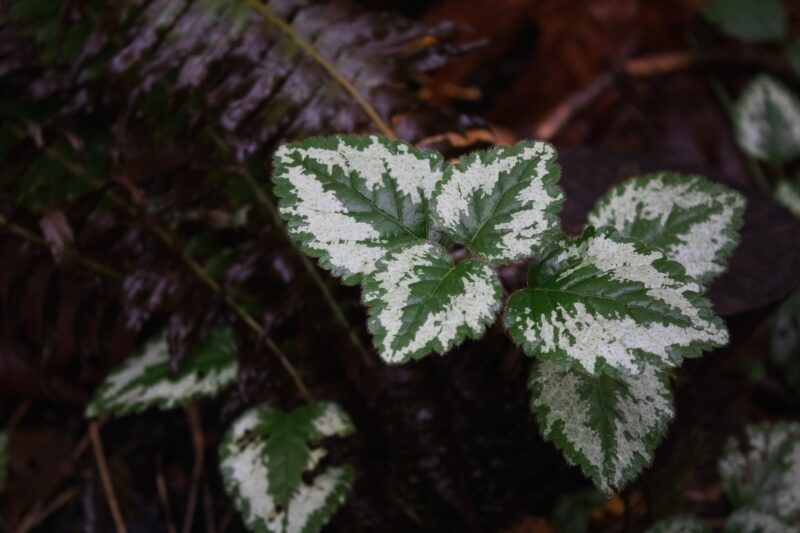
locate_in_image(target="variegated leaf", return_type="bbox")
[0,432,7,490]
[588,173,745,285]
[530,360,674,493]
[719,422,800,522]
[431,140,563,263]
[219,403,355,533]
[363,241,501,363]
[273,135,445,285]
[646,516,710,533]
[735,75,800,163]
[775,179,800,219]
[725,509,796,533]
[505,228,728,377]
[86,328,238,417]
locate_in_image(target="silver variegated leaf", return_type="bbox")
[86,328,238,417]
[506,227,728,377]
[530,360,674,493]
[588,173,745,285]
[0,432,7,490]
[776,179,800,219]
[719,422,800,522]
[646,516,710,533]
[273,135,445,285]
[725,509,796,533]
[735,75,800,163]
[219,402,355,533]
[431,140,563,264]
[363,241,501,363]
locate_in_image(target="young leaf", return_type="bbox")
[646,516,709,533]
[771,291,800,398]
[431,141,563,263]
[725,509,795,533]
[219,403,355,533]
[505,228,728,377]
[273,135,446,285]
[0,432,7,490]
[775,179,800,219]
[587,173,745,285]
[363,241,501,363]
[735,75,800,164]
[530,360,674,493]
[704,0,787,42]
[86,327,238,417]
[719,422,800,522]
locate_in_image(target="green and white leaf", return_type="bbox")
[273,135,445,285]
[775,179,800,219]
[431,140,563,263]
[530,360,674,492]
[646,516,710,533]
[724,509,796,533]
[772,291,800,398]
[363,241,501,363]
[588,173,745,285]
[719,422,800,522]
[0,432,7,490]
[505,228,728,377]
[735,75,800,164]
[86,327,238,417]
[704,0,787,42]
[219,402,355,533]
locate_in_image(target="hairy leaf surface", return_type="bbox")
[719,422,800,522]
[363,241,501,363]
[588,173,745,285]
[86,328,238,417]
[735,75,800,163]
[646,516,710,533]
[219,403,355,533]
[273,135,445,284]
[704,0,787,42]
[506,228,728,376]
[530,360,673,492]
[431,141,563,263]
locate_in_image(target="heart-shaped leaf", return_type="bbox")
[530,360,673,492]
[588,173,745,285]
[273,135,445,285]
[506,228,728,377]
[431,141,563,264]
[86,327,238,417]
[363,241,501,363]
[219,402,355,533]
[735,75,800,164]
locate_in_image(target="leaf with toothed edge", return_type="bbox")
[646,516,709,533]
[219,403,355,533]
[530,360,674,493]
[273,135,446,285]
[86,328,238,418]
[363,241,501,364]
[734,75,800,164]
[588,173,745,286]
[431,140,563,264]
[505,227,728,377]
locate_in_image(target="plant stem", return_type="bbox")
[242,0,394,138]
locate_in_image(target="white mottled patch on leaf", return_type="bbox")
[735,75,800,163]
[431,141,563,263]
[646,516,709,533]
[506,228,728,376]
[273,135,445,284]
[719,422,800,523]
[588,173,745,284]
[363,241,501,363]
[86,328,238,417]
[776,179,800,218]
[531,360,673,493]
[219,403,355,533]
[725,509,795,533]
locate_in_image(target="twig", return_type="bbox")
[14,486,78,533]
[182,404,204,533]
[242,0,394,138]
[89,420,127,533]
[156,454,179,533]
[217,503,237,533]
[202,481,217,533]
